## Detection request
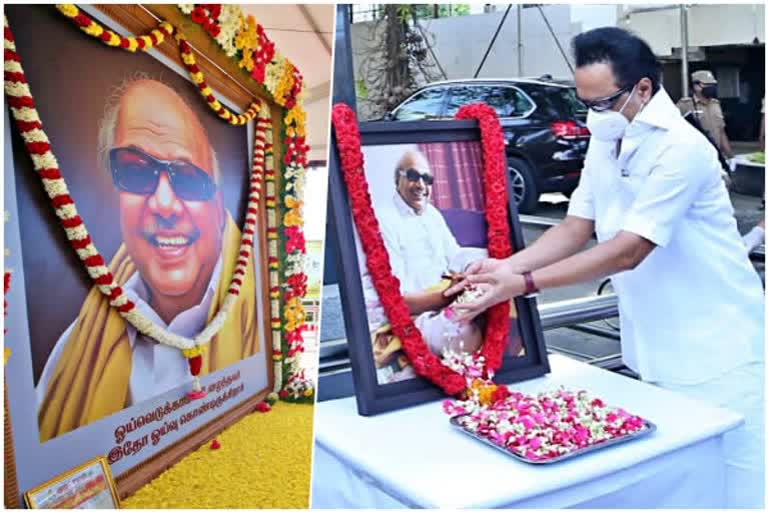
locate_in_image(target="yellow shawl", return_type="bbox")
[38,214,259,442]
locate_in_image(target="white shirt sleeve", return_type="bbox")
[621,142,710,248]
[567,159,596,220]
[450,247,489,272]
[379,211,406,282]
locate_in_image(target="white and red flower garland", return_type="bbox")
[176,4,312,399]
[6,5,312,396]
[174,3,312,399]
[4,15,264,395]
[331,102,513,396]
[329,102,647,459]
[4,271,10,336]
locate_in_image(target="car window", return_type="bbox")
[445,85,534,118]
[558,87,588,118]
[526,85,588,119]
[521,87,560,118]
[487,86,534,117]
[444,86,487,117]
[393,88,446,120]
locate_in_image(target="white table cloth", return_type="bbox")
[312,355,743,508]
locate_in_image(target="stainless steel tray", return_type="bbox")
[449,414,657,464]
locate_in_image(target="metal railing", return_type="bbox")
[537,294,617,330]
[318,214,763,380]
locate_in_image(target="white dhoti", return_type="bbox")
[654,362,765,508]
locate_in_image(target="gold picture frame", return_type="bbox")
[23,456,120,509]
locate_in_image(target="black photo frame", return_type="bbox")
[327,118,550,416]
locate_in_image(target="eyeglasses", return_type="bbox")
[109,147,216,201]
[580,84,633,113]
[398,168,434,186]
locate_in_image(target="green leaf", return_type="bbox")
[355,79,369,99]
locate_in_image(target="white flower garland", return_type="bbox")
[214,5,242,58]
[261,108,284,393]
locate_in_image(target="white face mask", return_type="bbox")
[586,86,636,141]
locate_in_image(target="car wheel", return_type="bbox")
[508,157,539,214]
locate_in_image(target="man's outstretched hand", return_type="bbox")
[443,257,526,323]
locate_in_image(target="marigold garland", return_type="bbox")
[331,102,513,396]
[178,5,300,110]
[175,4,312,398]
[56,4,174,51]
[175,32,259,126]
[174,9,311,394]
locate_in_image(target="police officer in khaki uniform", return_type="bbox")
[677,70,735,159]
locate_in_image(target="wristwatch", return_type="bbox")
[522,271,539,298]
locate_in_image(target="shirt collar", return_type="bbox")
[629,86,679,132]
[123,254,222,329]
[393,191,422,217]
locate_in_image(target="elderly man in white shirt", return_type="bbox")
[449,27,764,508]
[356,150,486,382]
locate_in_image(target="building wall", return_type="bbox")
[618,4,765,56]
[618,4,765,140]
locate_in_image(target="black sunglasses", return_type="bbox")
[109,147,216,201]
[581,84,633,113]
[398,168,434,186]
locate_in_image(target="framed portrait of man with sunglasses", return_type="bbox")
[4,4,277,497]
[325,119,549,415]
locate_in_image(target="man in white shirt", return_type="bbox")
[742,97,765,253]
[37,78,260,441]
[357,150,486,382]
[449,27,764,508]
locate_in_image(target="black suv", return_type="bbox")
[384,78,590,213]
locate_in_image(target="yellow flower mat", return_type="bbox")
[123,402,314,509]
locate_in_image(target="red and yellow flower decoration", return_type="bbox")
[56,4,174,51]
[6,4,312,400]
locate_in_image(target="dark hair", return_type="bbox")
[572,27,661,94]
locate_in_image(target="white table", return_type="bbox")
[312,355,743,508]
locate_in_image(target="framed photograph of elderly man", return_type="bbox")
[4,4,279,504]
[328,120,550,416]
